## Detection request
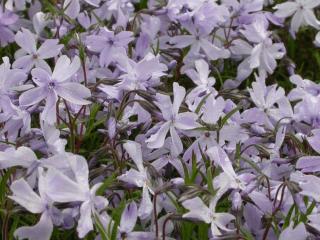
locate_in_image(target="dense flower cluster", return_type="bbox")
[1,0,320,239]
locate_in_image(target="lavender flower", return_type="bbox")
[13,28,63,72]
[146,82,200,155]
[19,55,91,124]
[9,169,57,240]
[0,6,17,46]
[274,0,320,37]
[118,141,154,219]
[86,28,133,67]
[182,197,235,237]
[1,1,320,239]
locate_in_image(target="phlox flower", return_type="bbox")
[86,28,133,67]
[182,197,235,237]
[274,0,320,37]
[13,28,63,72]
[146,82,200,155]
[9,169,58,240]
[0,6,17,46]
[19,55,91,124]
[45,155,108,238]
[118,141,154,219]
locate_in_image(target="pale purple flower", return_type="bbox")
[102,0,135,28]
[9,169,57,240]
[1,0,320,239]
[169,24,230,61]
[146,82,200,155]
[308,213,320,233]
[63,0,100,19]
[207,146,238,181]
[32,12,50,35]
[119,100,151,127]
[291,171,320,201]
[0,56,27,96]
[288,74,320,98]
[207,146,246,200]
[45,155,108,238]
[165,0,202,22]
[41,122,67,154]
[279,223,308,240]
[152,153,185,177]
[113,52,168,91]
[184,59,217,111]
[201,95,226,125]
[0,96,31,141]
[296,156,320,173]
[0,6,18,46]
[245,78,293,128]
[118,141,153,219]
[13,28,63,72]
[182,197,235,237]
[192,1,230,30]
[19,55,91,124]
[5,0,31,11]
[0,146,38,170]
[291,94,320,128]
[307,129,320,153]
[234,21,286,80]
[274,0,320,37]
[118,202,154,239]
[223,0,264,25]
[86,28,133,67]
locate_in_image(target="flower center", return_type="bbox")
[48,81,56,89]
[180,4,191,14]
[209,212,216,221]
[108,39,114,46]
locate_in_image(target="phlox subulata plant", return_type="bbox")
[1,0,320,239]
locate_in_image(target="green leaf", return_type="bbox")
[206,166,214,195]
[240,227,255,240]
[197,223,209,240]
[85,103,103,137]
[94,213,110,240]
[218,105,242,128]
[110,200,126,240]
[0,169,13,204]
[283,204,295,229]
[96,173,116,196]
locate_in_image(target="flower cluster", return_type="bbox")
[1,0,320,239]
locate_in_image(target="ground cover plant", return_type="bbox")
[2,0,320,239]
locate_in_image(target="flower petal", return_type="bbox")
[120,202,138,233]
[170,126,183,156]
[56,82,91,105]
[31,67,52,86]
[77,201,93,238]
[19,87,47,106]
[37,39,63,59]
[9,178,43,213]
[15,28,37,54]
[138,185,153,219]
[52,55,80,82]
[172,82,186,115]
[146,121,171,149]
[45,168,86,202]
[123,141,144,172]
[14,212,53,240]
[12,55,34,72]
[182,197,210,223]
